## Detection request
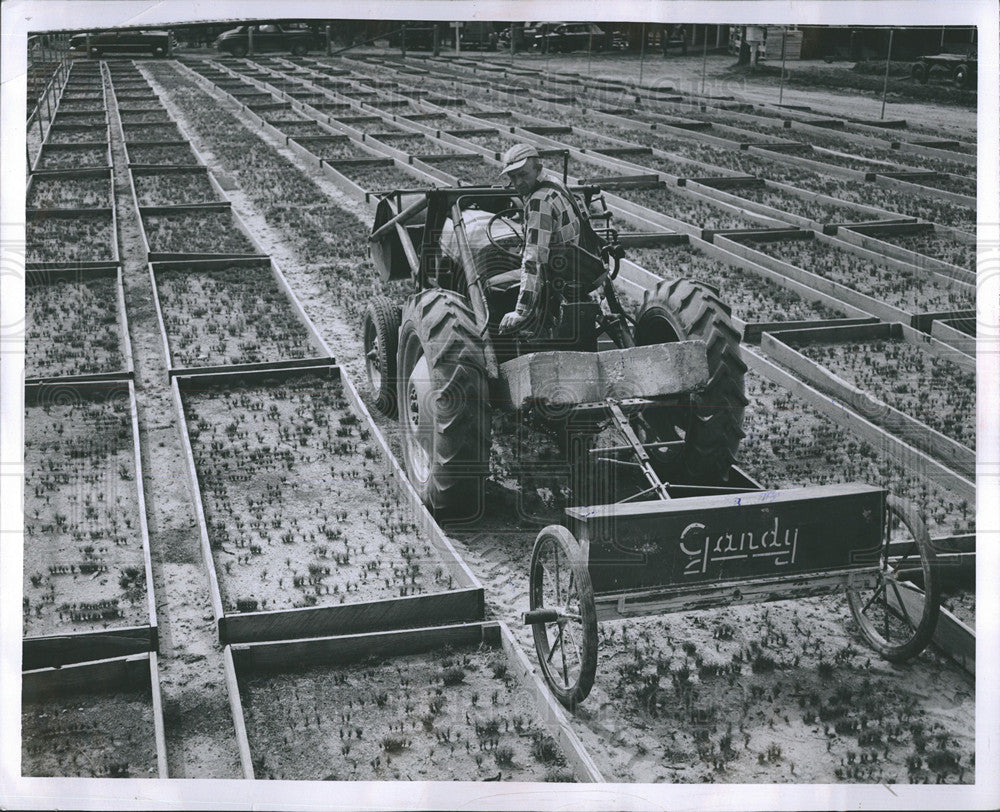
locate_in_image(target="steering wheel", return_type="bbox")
[486,207,525,262]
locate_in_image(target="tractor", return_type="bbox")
[362,171,747,521]
[362,175,940,707]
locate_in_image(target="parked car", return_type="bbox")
[536,22,608,53]
[69,29,172,57]
[214,23,319,57]
[385,23,441,50]
[459,22,498,51]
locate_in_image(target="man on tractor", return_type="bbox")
[496,143,586,338]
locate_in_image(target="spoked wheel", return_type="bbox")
[846,495,940,662]
[527,525,598,708]
[485,208,525,262]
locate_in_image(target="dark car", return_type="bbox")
[459,22,498,50]
[214,23,319,57]
[385,23,441,50]
[536,22,607,53]
[70,29,172,57]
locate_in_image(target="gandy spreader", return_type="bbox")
[364,179,941,708]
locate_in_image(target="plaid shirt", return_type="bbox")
[514,178,582,317]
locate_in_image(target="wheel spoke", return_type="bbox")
[862,580,886,615]
[888,580,915,629]
[559,622,570,686]
[554,547,562,606]
[546,623,565,665]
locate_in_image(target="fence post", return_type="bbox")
[778,27,788,104]
[880,28,894,120]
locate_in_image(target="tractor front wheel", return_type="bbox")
[397,290,491,520]
[363,296,401,418]
[633,278,747,485]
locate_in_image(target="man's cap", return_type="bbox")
[499,143,540,176]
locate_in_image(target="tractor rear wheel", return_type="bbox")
[397,290,491,520]
[911,62,929,84]
[362,296,401,418]
[633,278,747,484]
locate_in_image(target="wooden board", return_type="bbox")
[931,319,976,359]
[760,329,975,479]
[887,583,974,676]
[172,362,483,645]
[225,622,602,782]
[566,483,885,595]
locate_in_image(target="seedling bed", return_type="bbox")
[121,121,184,142]
[25,208,117,266]
[613,185,785,237]
[56,99,106,113]
[22,653,167,778]
[625,242,846,332]
[46,124,108,144]
[416,155,499,186]
[119,109,175,125]
[558,597,972,783]
[269,119,334,139]
[139,205,263,260]
[874,172,975,205]
[761,323,975,478]
[769,173,975,233]
[369,133,453,156]
[331,115,398,135]
[125,140,200,167]
[837,225,975,276]
[35,143,110,171]
[149,257,331,374]
[290,135,369,163]
[26,265,132,382]
[130,166,225,206]
[690,178,896,229]
[229,622,597,781]
[719,232,974,325]
[330,159,426,193]
[743,354,974,510]
[53,111,107,127]
[174,364,482,644]
[23,381,157,668]
[26,168,112,208]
